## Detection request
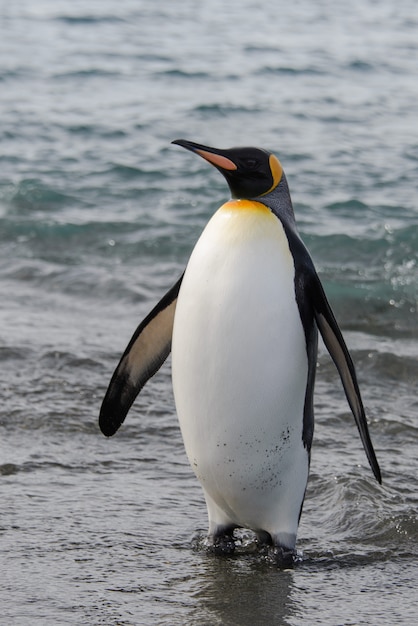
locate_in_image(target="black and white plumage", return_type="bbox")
[99,140,381,561]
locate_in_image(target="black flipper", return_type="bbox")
[99,275,183,437]
[310,273,382,484]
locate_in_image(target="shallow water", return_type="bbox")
[1,1,417,624]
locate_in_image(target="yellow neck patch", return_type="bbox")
[220,199,271,214]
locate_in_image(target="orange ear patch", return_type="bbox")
[269,154,283,184]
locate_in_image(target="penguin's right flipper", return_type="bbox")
[310,273,382,484]
[99,275,183,437]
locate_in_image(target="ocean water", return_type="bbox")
[0,0,417,624]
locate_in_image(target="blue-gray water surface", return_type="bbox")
[0,1,417,624]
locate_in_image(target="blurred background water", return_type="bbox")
[0,1,417,624]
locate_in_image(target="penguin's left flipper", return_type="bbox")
[311,274,382,484]
[99,275,183,437]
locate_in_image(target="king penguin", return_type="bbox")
[99,139,381,562]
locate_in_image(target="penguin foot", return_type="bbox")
[269,545,296,568]
[208,527,236,555]
[256,530,273,547]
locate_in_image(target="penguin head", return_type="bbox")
[172,139,283,200]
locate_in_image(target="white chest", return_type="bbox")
[172,200,308,492]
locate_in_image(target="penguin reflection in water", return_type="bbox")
[99,140,381,563]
